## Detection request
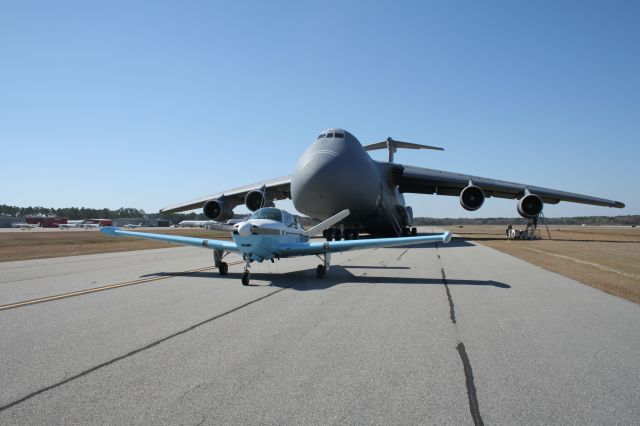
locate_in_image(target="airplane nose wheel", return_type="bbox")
[241,257,251,285]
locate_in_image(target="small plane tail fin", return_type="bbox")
[305,209,350,237]
[364,137,444,162]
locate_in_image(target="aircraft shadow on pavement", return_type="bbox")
[142,266,510,291]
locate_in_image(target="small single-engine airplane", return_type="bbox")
[101,207,451,285]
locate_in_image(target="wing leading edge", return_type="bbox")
[100,227,238,252]
[397,164,625,208]
[160,175,292,213]
[277,232,451,257]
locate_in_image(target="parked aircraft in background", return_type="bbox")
[123,223,143,230]
[59,219,112,229]
[177,220,218,228]
[11,222,40,230]
[102,207,451,285]
[160,129,625,238]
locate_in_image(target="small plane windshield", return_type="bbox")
[249,208,283,222]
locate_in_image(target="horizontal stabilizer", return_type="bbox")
[305,209,350,237]
[364,137,444,162]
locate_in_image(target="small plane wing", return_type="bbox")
[277,232,451,257]
[397,164,625,208]
[100,227,238,252]
[160,175,292,213]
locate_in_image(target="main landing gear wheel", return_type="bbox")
[218,262,228,275]
[241,271,250,286]
[316,264,326,279]
[411,227,417,236]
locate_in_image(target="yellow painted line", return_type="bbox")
[522,247,640,280]
[0,261,244,312]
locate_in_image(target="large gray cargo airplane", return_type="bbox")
[161,128,625,237]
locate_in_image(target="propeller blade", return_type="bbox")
[251,226,281,235]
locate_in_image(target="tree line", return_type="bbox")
[0,204,207,222]
[1,204,637,226]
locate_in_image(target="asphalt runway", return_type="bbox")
[1,232,639,425]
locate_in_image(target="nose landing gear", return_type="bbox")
[241,257,251,285]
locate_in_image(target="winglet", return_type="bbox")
[442,231,452,244]
[100,226,120,237]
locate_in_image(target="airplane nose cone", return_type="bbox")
[237,222,252,237]
[291,139,380,218]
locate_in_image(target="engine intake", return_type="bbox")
[517,193,544,218]
[203,199,234,221]
[245,190,274,211]
[460,185,485,211]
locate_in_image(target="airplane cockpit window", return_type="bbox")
[326,132,334,138]
[283,211,294,227]
[249,208,283,222]
[317,133,326,139]
[335,133,345,138]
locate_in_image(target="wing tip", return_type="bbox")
[442,231,452,244]
[100,226,119,237]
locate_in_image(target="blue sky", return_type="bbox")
[1,1,638,217]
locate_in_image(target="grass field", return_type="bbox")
[0,228,229,262]
[442,225,640,304]
[2,225,639,304]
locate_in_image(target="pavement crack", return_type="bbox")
[436,244,484,425]
[457,342,484,426]
[440,267,457,324]
[396,249,408,260]
[0,286,288,413]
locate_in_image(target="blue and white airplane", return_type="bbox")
[101,207,451,285]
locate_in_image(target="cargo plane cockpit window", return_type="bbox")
[317,133,326,139]
[335,133,345,138]
[326,133,334,138]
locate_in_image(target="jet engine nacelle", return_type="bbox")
[460,185,485,211]
[245,190,274,211]
[203,199,234,221]
[517,193,544,218]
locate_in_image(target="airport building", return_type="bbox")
[0,216,23,228]
[26,216,68,228]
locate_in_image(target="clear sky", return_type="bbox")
[1,1,638,218]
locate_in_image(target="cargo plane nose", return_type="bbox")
[291,129,381,220]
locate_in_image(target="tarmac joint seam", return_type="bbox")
[0,285,289,413]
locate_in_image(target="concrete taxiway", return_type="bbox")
[1,231,639,425]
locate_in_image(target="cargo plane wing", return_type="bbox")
[160,129,624,237]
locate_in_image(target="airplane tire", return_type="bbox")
[316,264,326,279]
[334,229,342,241]
[218,262,228,275]
[241,272,250,286]
[411,227,417,236]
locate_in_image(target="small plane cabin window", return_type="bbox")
[283,211,294,227]
[326,133,334,138]
[317,133,326,139]
[249,208,283,223]
[335,133,345,138]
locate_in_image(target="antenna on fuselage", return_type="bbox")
[363,137,444,162]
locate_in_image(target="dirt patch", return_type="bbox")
[0,228,229,262]
[443,225,640,304]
